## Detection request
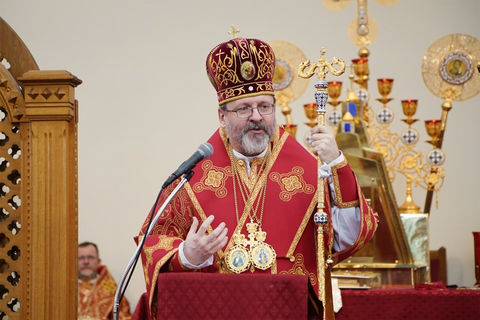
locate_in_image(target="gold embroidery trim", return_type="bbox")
[269,166,315,202]
[144,236,177,270]
[285,194,317,259]
[219,127,288,259]
[193,160,233,198]
[148,249,178,309]
[271,259,277,274]
[331,159,359,208]
[137,234,179,287]
[279,253,317,286]
[205,170,224,188]
[331,175,378,263]
[235,157,252,190]
[184,182,211,232]
[220,90,275,105]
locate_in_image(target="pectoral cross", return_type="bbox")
[232,221,263,249]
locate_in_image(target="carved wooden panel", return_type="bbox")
[0,64,26,319]
[1,18,81,320]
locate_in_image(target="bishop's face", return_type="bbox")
[78,244,101,281]
[218,95,276,156]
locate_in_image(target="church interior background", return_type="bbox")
[1,0,479,315]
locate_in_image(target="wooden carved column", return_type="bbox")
[18,70,81,319]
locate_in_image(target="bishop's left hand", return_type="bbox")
[310,125,340,164]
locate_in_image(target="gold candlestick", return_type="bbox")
[401,99,419,125]
[327,81,343,131]
[376,78,394,105]
[374,78,395,127]
[352,57,369,88]
[424,119,442,148]
[303,103,318,128]
[397,99,421,213]
[399,177,421,213]
[278,92,297,138]
[327,81,342,108]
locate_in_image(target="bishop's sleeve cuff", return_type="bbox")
[171,241,214,270]
[331,158,360,208]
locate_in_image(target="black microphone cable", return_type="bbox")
[118,169,195,303]
[118,182,166,303]
[116,143,213,305]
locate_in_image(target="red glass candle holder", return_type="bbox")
[377,78,394,97]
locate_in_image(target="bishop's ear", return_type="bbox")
[218,108,226,127]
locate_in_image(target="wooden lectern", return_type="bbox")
[133,273,322,320]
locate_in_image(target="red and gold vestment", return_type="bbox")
[78,265,131,320]
[137,127,378,318]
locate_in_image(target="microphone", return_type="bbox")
[162,142,214,189]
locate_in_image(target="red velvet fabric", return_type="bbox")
[133,273,318,320]
[205,38,275,104]
[132,292,151,320]
[336,288,480,320]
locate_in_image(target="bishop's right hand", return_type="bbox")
[183,215,229,266]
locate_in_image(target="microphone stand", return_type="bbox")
[112,171,194,320]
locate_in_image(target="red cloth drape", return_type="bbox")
[336,288,480,320]
[132,273,319,320]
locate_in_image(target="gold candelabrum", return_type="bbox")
[370,76,448,214]
[302,46,450,214]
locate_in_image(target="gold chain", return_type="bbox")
[224,142,277,274]
[229,145,270,225]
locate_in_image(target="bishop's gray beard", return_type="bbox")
[240,121,275,156]
[224,117,276,156]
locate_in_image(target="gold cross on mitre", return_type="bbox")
[228,25,240,39]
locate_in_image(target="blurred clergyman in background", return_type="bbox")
[78,241,131,320]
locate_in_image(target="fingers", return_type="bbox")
[197,215,214,235]
[310,125,339,164]
[310,125,334,147]
[215,229,229,251]
[205,222,226,241]
[184,215,229,265]
[187,215,228,251]
[310,124,332,135]
[186,216,199,238]
[205,223,228,251]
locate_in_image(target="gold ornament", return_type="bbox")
[348,17,378,46]
[422,33,480,101]
[269,40,309,137]
[374,0,399,5]
[224,221,276,273]
[322,0,352,11]
[224,145,277,274]
[269,40,309,100]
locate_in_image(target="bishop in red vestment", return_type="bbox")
[136,37,378,319]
